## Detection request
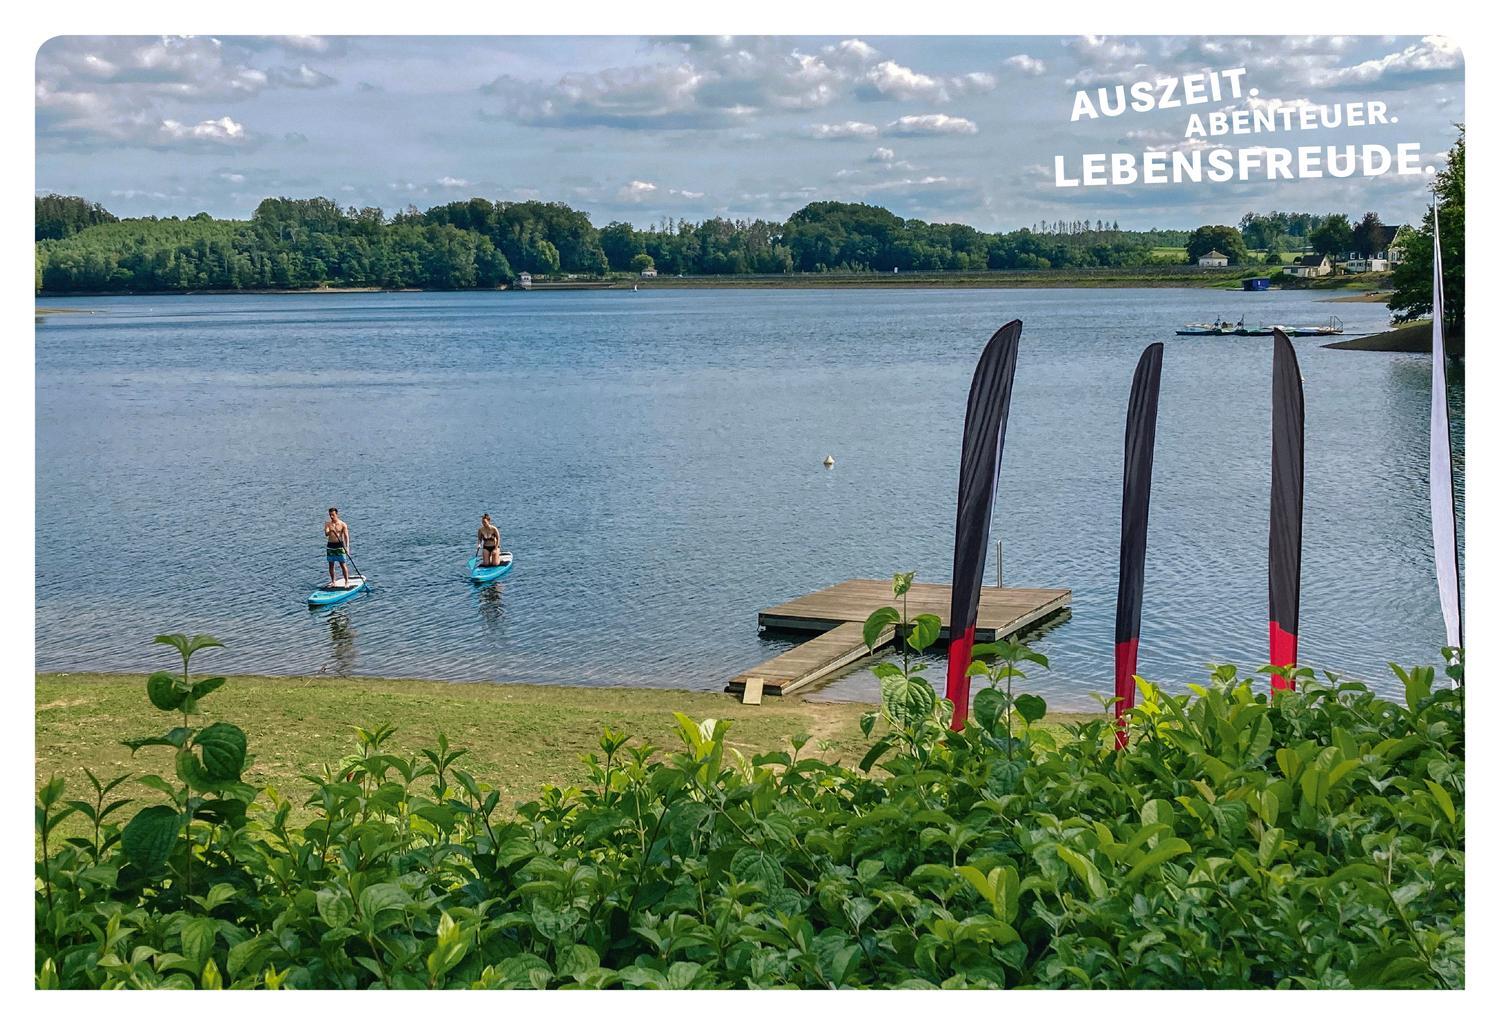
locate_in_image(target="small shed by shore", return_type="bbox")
[1197,250,1229,268]
[1242,277,1270,291]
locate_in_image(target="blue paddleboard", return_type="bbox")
[308,575,368,607]
[468,553,514,584]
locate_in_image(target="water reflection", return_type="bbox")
[476,583,506,636]
[321,610,357,676]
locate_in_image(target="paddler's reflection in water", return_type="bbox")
[327,611,356,675]
[477,582,505,635]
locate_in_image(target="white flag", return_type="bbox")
[1429,200,1463,648]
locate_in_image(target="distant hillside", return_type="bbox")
[33,193,1289,294]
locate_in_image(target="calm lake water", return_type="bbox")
[36,288,1463,709]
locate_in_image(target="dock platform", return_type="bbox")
[728,579,1071,699]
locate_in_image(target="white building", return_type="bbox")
[517,272,532,290]
[1286,255,1331,279]
[1197,250,1229,268]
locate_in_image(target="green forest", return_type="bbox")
[35,191,1388,295]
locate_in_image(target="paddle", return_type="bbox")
[341,550,364,589]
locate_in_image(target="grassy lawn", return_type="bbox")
[37,671,1097,835]
[36,672,882,818]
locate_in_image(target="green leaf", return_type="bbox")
[227,936,272,980]
[1425,779,1458,825]
[357,882,409,923]
[317,888,355,929]
[1056,847,1108,901]
[190,676,227,700]
[195,722,247,782]
[858,737,894,772]
[123,727,193,754]
[180,917,216,970]
[199,882,237,911]
[1014,694,1047,725]
[972,687,1004,732]
[666,961,703,989]
[121,805,183,872]
[880,671,936,726]
[154,633,224,660]
[892,571,915,598]
[1124,837,1192,881]
[147,671,186,711]
[907,613,942,653]
[730,848,784,890]
[1403,665,1434,710]
[38,776,65,806]
[176,749,220,791]
[863,606,901,653]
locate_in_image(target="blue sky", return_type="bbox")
[36,35,1463,230]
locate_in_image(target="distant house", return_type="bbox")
[1197,249,1229,268]
[639,267,657,278]
[1342,224,1406,271]
[1386,226,1411,266]
[1286,254,1331,279]
[517,272,532,290]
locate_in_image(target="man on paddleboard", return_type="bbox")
[324,508,352,586]
[476,513,502,567]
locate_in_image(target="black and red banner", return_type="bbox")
[1113,342,1164,748]
[944,320,1022,728]
[1269,328,1305,685]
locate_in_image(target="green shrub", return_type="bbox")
[35,594,1463,989]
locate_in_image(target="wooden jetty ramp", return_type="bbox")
[728,579,1071,701]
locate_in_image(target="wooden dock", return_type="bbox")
[728,579,1071,699]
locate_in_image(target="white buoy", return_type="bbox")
[823,455,835,468]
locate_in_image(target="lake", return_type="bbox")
[35,287,1463,709]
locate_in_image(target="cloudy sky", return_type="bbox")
[36,35,1464,230]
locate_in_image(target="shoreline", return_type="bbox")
[1322,320,1434,352]
[35,268,1284,298]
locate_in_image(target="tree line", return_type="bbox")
[35,194,1205,294]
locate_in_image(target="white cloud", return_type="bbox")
[273,63,338,89]
[806,120,879,140]
[869,146,895,162]
[885,113,978,137]
[437,176,471,188]
[618,179,659,200]
[480,36,995,129]
[273,36,335,53]
[861,60,949,102]
[1307,35,1463,89]
[953,71,998,93]
[35,36,337,149]
[157,116,246,144]
[1003,54,1046,76]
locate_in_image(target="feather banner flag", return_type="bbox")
[944,320,1022,728]
[1268,329,1304,687]
[1113,342,1164,748]
[1429,199,1464,651]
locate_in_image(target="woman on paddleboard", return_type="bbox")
[324,508,352,586]
[476,514,502,567]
